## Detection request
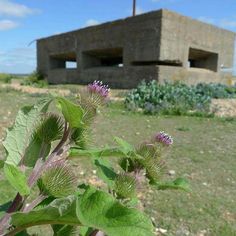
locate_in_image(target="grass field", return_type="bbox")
[0,88,236,236]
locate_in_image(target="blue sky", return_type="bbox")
[0,0,236,74]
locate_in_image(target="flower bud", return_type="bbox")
[154,131,173,146]
[88,80,110,98]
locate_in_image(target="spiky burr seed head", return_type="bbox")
[114,173,137,199]
[38,162,77,198]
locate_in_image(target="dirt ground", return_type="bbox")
[211,99,236,117]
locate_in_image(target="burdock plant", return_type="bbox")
[0,81,189,236]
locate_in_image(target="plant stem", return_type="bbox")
[22,194,47,213]
[89,230,105,236]
[0,193,22,235]
[3,222,80,236]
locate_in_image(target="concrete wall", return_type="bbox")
[160,10,235,71]
[37,9,235,88]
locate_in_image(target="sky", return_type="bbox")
[0,0,236,74]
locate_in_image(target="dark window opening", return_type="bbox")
[50,52,77,70]
[82,48,123,69]
[131,60,182,66]
[188,48,218,72]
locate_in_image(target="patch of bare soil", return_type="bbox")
[1,83,71,96]
[0,83,125,101]
[211,99,236,117]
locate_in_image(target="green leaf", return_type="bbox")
[94,159,117,188]
[3,98,52,166]
[79,226,93,236]
[52,224,78,236]
[69,146,125,158]
[11,195,80,229]
[155,178,191,192]
[23,136,51,167]
[0,160,4,169]
[15,230,30,236]
[0,201,12,219]
[77,187,154,236]
[4,164,30,196]
[56,97,84,128]
[114,137,134,155]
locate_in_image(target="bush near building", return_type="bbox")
[125,81,236,116]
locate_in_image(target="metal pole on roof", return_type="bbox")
[133,0,136,16]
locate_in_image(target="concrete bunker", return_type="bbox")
[188,48,218,72]
[37,9,235,88]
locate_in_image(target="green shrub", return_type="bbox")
[195,83,236,99]
[125,81,236,116]
[21,71,48,88]
[0,73,13,84]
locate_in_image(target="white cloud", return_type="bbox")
[85,19,99,27]
[0,0,38,17]
[0,19,18,30]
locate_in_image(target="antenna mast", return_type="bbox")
[133,0,136,16]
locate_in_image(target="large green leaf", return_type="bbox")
[4,164,30,196]
[155,178,191,192]
[56,97,84,128]
[3,98,52,166]
[76,188,154,236]
[11,189,154,236]
[11,195,80,229]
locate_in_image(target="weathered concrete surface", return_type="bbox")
[37,9,235,88]
[160,10,235,71]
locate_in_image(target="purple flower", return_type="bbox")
[87,80,110,98]
[154,131,173,146]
